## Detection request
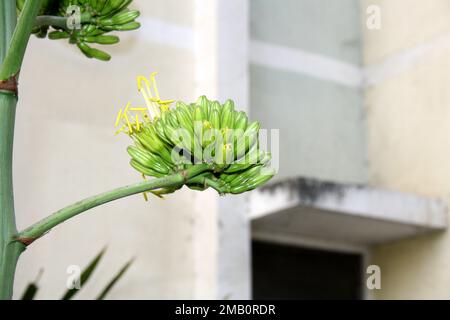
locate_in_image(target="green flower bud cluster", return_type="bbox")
[17,0,59,38]
[17,0,140,61]
[126,96,275,196]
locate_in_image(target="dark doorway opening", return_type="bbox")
[252,240,362,299]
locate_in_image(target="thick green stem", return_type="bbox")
[0,0,16,63]
[0,0,42,80]
[0,93,23,300]
[34,12,92,30]
[0,0,19,301]
[18,164,211,243]
[0,242,24,300]
[0,0,43,300]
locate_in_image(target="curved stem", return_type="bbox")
[189,175,230,194]
[34,12,92,30]
[34,15,68,29]
[17,164,211,244]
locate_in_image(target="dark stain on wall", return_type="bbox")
[258,176,365,204]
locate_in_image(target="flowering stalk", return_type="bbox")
[0,0,274,300]
[0,0,43,300]
[0,0,142,300]
[17,164,211,244]
[0,92,24,300]
[34,12,92,29]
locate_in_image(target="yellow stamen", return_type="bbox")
[141,173,149,201]
[150,72,160,99]
[114,126,125,135]
[158,99,175,104]
[137,75,158,118]
[123,113,132,133]
[137,75,153,97]
[115,72,174,138]
[135,114,140,131]
[114,108,123,127]
[149,190,165,199]
[130,107,147,112]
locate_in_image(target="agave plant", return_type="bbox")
[21,248,133,300]
[0,0,275,300]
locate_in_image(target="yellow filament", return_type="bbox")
[135,114,140,131]
[114,127,125,135]
[136,75,155,116]
[114,108,123,127]
[115,72,174,136]
[150,72,160,99]
[130,107,147,112]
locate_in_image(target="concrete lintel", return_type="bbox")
[249,177,447,245]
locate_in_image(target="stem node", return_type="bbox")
[14,236,37,246]
[0,72,19,95]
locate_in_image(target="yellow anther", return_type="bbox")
[203,120,212,129]
[136,75,152,96]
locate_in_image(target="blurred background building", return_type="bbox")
[12,0,450,299]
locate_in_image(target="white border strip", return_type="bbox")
[250,40,363,88]
[135,19,450,88]
[251,33,450,88]
[363,33,450,86]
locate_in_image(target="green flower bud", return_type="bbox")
[18,0,140,61]
[110,21,141,31]
[122,94,274,195]
[83,35,120,45]
[48,31,70,40]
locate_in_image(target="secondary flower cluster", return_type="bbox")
[116,74,275,197]
[17,0,140,61]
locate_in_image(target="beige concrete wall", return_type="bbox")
[11,0,222,299]
[362,0,450,299]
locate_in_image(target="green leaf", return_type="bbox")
[21,283,39,300]
[61,247,107,300]
[96,258,134,300]
[20,269,43,300]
